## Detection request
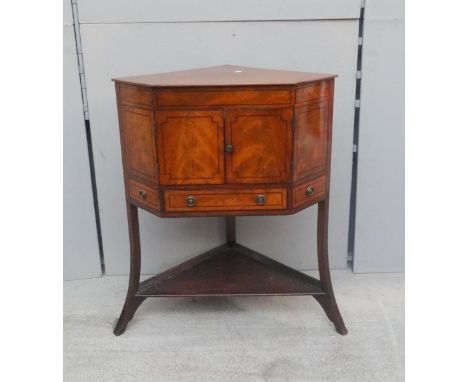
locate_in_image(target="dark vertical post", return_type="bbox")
[314,198,348,335]
[113,203,146,335]
[225,216,236,247]
[317,199,333,292]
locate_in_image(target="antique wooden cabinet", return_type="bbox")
[113,65,347,335]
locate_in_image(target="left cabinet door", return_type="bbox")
[155,110,225,185]
[121,106,158,183]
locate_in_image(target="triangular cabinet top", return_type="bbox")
[112,65,337,88]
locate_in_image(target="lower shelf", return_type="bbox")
[136,243,324,297]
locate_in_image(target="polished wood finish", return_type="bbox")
[128,179,159,211]
[115,64,336,87]
[294,101,329,180]
[113,202,146,336]
[136,243,324,297]
[226,108,292,184]
[155,110,225,185]
[157,88,291,107]
[164,188,287,212]
[292,176,326,209]
[120,84,152,108]
[225,216,236,246]
[314,199,348,335]
[115,67,333,215]
[121,106,157,183]
[113,65,346,336]
[295,82,330,105]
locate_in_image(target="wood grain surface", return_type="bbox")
[114,64,336,87]
[121,106,157,183]
[155,110,225,185]
[226,108,293,184]
[164,188,287,212]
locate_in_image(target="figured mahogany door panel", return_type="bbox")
[164,188,287,212]
[226,108,293,184]
[294,101,329,179]
[155,111,225,185]
[121,106,157,183]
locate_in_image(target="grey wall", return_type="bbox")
[77,1,360,275]
[76,0,359,23]
[353,0,405,272]
[63,1,101,280]
[63,0,405,278]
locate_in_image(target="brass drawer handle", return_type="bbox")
[225,144,234,153]
[255,194,266,205]
[305,186,314,196]
[138,190,147,200]
[186,195,197,207]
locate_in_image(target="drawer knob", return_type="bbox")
[186,195,197,207]
[225,144,234,153]
[255,194,266,205]
[138,190,147,200]
[305,186,315,196]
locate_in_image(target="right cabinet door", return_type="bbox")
[225,108,292,184]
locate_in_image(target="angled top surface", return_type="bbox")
[113,65,336,87]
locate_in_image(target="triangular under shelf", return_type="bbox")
[136,244,324,297]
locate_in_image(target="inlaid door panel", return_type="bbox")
[155,110,224,185]
[121,106,157,183]
[225,108,293,184]
[294,101,329,179]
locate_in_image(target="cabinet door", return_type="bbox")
[226,108,292,184]
[155,110,225,185]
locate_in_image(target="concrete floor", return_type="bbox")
[64,270,404,382]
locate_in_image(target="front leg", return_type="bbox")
[313,198,348,335]
[113,202,146,336]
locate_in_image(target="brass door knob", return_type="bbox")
[138,190,147,200]
[255,194,266,205]
[186,195,197,207]
[225,144,234,153]
[305,186,314,196]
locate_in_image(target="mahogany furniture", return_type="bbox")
[112,65,347,336]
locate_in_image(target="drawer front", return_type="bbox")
[295,81,330,105]
[156,89,291,107]
[129,179,159,210]
[293,176,326,208]
[119,85,152,108]
[164,188,287,212]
